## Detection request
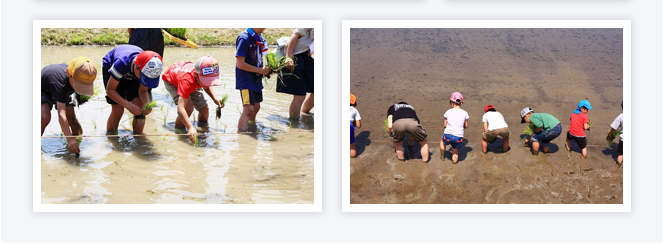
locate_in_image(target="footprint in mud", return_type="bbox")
[385,156,402,171]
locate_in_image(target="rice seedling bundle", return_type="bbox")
[77,85,103,106]
[216,94,229,120]
[162,28,187,40]
[607,129,621,146]
[521,124,536,143]
[382,119,389,134]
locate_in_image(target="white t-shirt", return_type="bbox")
[482,111,509,131]
[443,108,469,137]
[350,106,361,122]
[610,113,623,141]
[292,28,314,55]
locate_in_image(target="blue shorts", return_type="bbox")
[350,121,355,144]
[442,134,464,149]
[240,89,263,105]
[531,123,562,144]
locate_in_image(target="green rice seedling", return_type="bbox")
[91,118,97,129]
[262,53,299,85]
[143,100,157,111]
[216,94,229,120]
[382,119,389,135]
[607,129,621,146]
[220,94,229,106]
[521,124,536,143]
[193,134,199,147]
[162,28,188,40]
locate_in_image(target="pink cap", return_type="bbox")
[450,92,463,104]
[194,56,221,87]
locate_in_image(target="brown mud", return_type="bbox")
[350,28,623,204]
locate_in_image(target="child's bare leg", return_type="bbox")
[394,142,405,160]
[198,105,209,124]
[531,141,540,155]
[543,145,550,153]
[581,148,588,158]
[66,106,83,135]
[107,104,124,133]
[289,95,305,119]
[503,137,510,152]
[302,93,314,113]
[41,104,51,136]
[350,143,357,157]
[451,148,459,163]
[175,101,195,129]
[565,138,571,151]
[481,138,488,154]
[420,141,429,162]
[617,155,623,165]
[251,103,260,122]
[440,139,446,160]
[238,104,256,131]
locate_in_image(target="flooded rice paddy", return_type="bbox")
[40,46,314,204]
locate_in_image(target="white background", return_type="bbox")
[2,0,662,243]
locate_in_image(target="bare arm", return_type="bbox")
[387,115,393,134]
[584,123,590,130]
[176,97,197,144]
[355,120,361,129]
[443,118,448,128]
[203,86,223,108]
[483,122,488,132]
[236,56,271,75]
[56,102,80,153]
[285,32,302,70]
[138,84,151,115]
[464,119,469,128]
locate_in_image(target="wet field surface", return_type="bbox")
[41,46,314,204]
[350,28,623,204]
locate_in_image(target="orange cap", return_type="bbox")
[67,57,97,96]
[350,94,357,104]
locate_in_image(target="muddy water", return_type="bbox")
[350,29,623,204]
[40,46,314,204]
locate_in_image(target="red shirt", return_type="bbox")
[161,61,200,99]
[568,112,589,137]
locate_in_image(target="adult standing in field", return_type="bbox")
[277,28,314,119]
[236,28,272,131]
[41,57,98,154]
[163,56,225,144]
[520,107,563,155]
[128,28,165,58]
[387,102,430,162]
[102,44,163,134]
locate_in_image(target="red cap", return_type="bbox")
[484,104,495,113]
[135,51,163,88]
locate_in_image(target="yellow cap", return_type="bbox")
[67,57,97,96]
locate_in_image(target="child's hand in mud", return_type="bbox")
[523,138,530,144]
[67,138,80,154]
[188,128,197,144]
[127,103,143,115]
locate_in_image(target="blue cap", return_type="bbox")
[573,100,593,114]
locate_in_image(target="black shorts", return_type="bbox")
[41,92,75,109]
[276,52,314,96]
[566,131,587,149]
[240,89,263,105]
[103,67,151,105]
[618,140,623,154]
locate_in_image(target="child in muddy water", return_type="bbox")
[236,28,272,132]
[350,94,361,157]
[520,107,562,156]
[387,102,430,162]
[41,57,98,154]
[607,101,623,167]
[565,100,592,158]
[102,45,163,134]
[481,104,510,154]
[162,56,224,144]
[441,92,469,164]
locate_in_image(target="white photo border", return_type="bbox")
[341,20,631,212]
[34,20,322,212]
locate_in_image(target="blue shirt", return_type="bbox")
[235,31,263,92]
[102,44,143,81]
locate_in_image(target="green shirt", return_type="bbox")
[529,113,561,130]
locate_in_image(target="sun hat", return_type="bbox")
[194,56,221,86]
[520,107,533,123]
[450,92,463,104]
[135,51,163,88]
[350,94,357,104]
[484,104,496,113]
[67,56,97,96]
[573,100,593,114]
